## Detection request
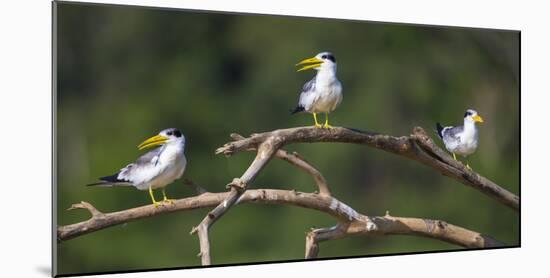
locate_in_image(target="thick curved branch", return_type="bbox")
[191,130,335,265]
[410,128,518,210]
[58,125,515,266]
[191,125,516,264]
[216,126,518,211]
[305,211,503,259]
[58,189,503,252]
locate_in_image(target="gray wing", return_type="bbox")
[88,146,164,187]
[302,76,316,92]
[298,76,318,109]
[135,146,164,165]
[442,125,463,145]
[118,146,164,182]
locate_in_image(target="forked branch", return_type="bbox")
[229,133,330,196]
[304,212,503,259]
[196,125,516,263]
[216,126,518,211]
[58,125,516,266]
[190,137,281,265]
[58,190,504,252]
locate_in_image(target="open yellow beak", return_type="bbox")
[138,134,169,150]
[472,115,484,123]
[296,57,323,72]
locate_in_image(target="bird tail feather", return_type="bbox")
[86,173,131,187]
[290,105,305,115]
[436,122,444,138]
[85,181,115,187]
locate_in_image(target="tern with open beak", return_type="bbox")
[436,109,484,170]
[291,52,343,128]
[87,128,187,207]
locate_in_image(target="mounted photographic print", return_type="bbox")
[53,1,520,276]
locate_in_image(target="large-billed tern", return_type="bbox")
[87,128,187,207]
[436,109,484,170]
[291,52,343,128]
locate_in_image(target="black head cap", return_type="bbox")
[162,128,183,138]
[319,52,336,63]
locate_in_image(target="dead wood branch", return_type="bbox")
[202,125,516,263]
[304,212,503,259]
[58,190,504,254]
[190,137,281,265]
[230,133,330,196]
[58,125,515,265]
[216,126,518,211]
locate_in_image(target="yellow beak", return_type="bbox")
[138,134,169,150]
[472,115,484,123]
[296,57,323,72]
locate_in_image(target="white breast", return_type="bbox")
[134,144,187,190]
[310,79,343,113]
[454,127,479,157]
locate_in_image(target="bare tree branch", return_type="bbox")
[304,210,503,259]
[410,128,518,210]
[58,189,504,253]
[58,125,516,266]
[190,129,337,265]
[190,137,281,265]
[305,225,346,259]
[231,133,330,196]
[216,126,518,211]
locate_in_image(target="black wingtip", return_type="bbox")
[100,173,124,183]
[290,106,305,115]
[436,122,444,138]
[86,173,123,186]
[86,181,107,187]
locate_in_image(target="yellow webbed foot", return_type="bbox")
[323,113,333,129]
[149,187,162,208]
[313,113,323,128]
[162,189,175,205]
[466,163,472,170]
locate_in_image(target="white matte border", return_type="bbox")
[1,0,548,277]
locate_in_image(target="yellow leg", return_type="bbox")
[452,153,457,160]
[466,162,472,170]
[162,188,174,204]
[149,187,161,207]
[323,113,333,129]
[313,113,322,128]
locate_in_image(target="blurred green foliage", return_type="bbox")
[55,2,519,276]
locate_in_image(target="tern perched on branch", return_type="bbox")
[436,109,484,170]
[291,52,343,128]
[87,128,187,207]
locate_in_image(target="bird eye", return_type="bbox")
[321,55,327,59]
[173,130,182,137]
[167,131,173,136]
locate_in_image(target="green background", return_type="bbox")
[55,2,519,275]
